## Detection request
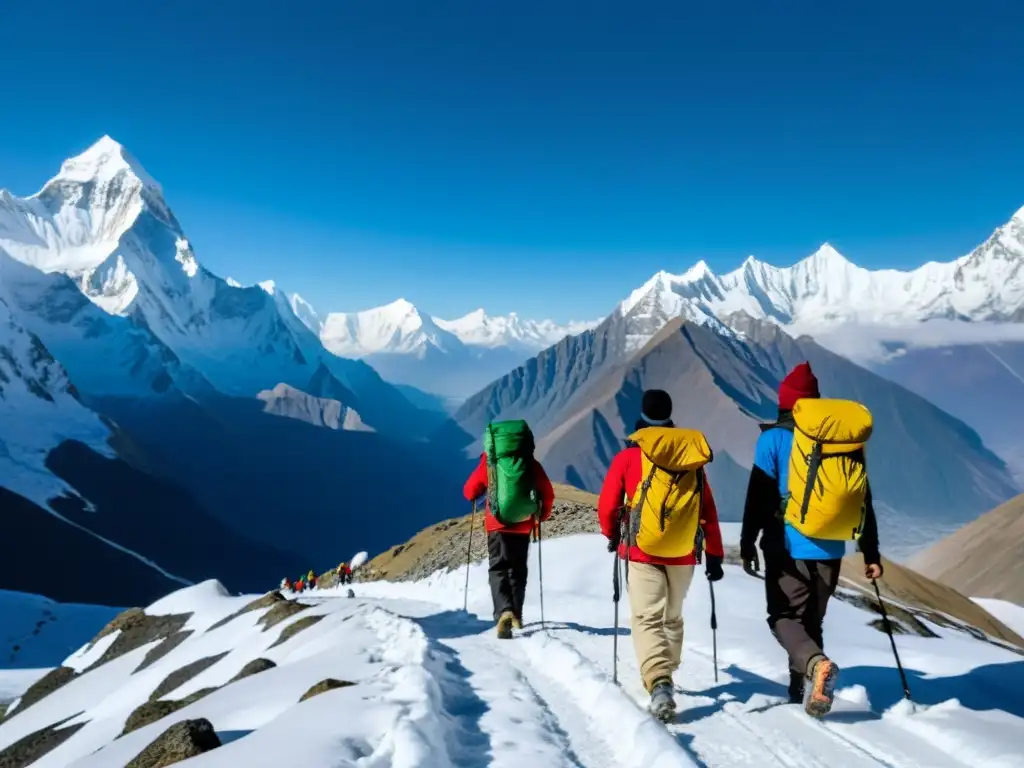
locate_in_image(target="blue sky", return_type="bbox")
[2,0,1022,323]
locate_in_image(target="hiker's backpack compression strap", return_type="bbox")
[485,423,502,522]
[627,464,658,546]
[798,440,824,526]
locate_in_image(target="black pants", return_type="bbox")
[765,552,841,677]
[487,531,530,622]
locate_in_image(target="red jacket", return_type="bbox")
[597,445,724,566]
[463,453,555,534]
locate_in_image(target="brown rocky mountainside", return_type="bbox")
[359,484,1024,650]
[910,492,1024,605]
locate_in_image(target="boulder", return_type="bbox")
[228,658,276,684]
[298,678,355,703]
[121,689,219,736]
[125,719,221,767]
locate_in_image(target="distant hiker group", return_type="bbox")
[466,361,893,725]
[280,562,354,594]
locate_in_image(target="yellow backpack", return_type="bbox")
[783,398,873,540]
[626,427,713,558]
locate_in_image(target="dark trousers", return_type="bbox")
[487,531,530,622]
[765,552,841,677]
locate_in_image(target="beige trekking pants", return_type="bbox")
[627,561,695,692]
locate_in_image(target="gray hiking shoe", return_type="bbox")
[649,678,676,722]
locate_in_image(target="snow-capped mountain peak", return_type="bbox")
[289,293,323,335]
[320,299,462,359]
[44,135,161,193]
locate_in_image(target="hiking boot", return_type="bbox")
[496,611,515,640]
[511,615,522,630]
[788,670,805,704]
[805,657,839,718]
[648,678,676,722]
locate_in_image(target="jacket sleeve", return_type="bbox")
[463,454,488,502]
[857,481,881,566]
[597,450,628,539]
[741,432,781,550]
[700,471,725,558]
[534,461,555,522]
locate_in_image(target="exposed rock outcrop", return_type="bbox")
[268,616,323,649]
[299,678,355,703]
[0,718,85,768]
[125,718,220,767]
[149,653,229,702]
[228,658,276,684]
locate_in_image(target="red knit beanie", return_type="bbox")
[778,362,820,411]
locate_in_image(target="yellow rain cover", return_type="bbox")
[784,399,872,540]
[628,427,712,558]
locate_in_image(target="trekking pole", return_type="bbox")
[612,552,621,684]
[872,578,912,700]
[709,580,719,683]
[463,499,477,613]
[537,518,546,629]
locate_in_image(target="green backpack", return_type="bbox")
[484,420,541,524]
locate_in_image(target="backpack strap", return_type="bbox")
[485,423,502,522]
[628,463,657,546]
[798,441,824,526]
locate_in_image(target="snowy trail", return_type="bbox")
[353,534,1024,768]
[6,535,1022,767]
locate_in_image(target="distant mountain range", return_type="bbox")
[274,295,597,398]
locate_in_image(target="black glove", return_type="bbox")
[740,542,760,576]
[607,521,621,553]
[705,554,724,582]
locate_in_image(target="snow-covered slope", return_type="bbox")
[0,295,111,506]
[1,538,1021,767]
[0,137,428,434]
[619,206,1024,351]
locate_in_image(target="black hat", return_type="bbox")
[640,389,673,426]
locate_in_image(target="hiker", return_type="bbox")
[464,419,554,639]
[306,569,316,584]
[337,562,353,585]
[598,389,725,722]
[280,577,292,592]
[740,361,882,718]
[295,577,305,593]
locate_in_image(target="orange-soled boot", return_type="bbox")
[805,657,839,718]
